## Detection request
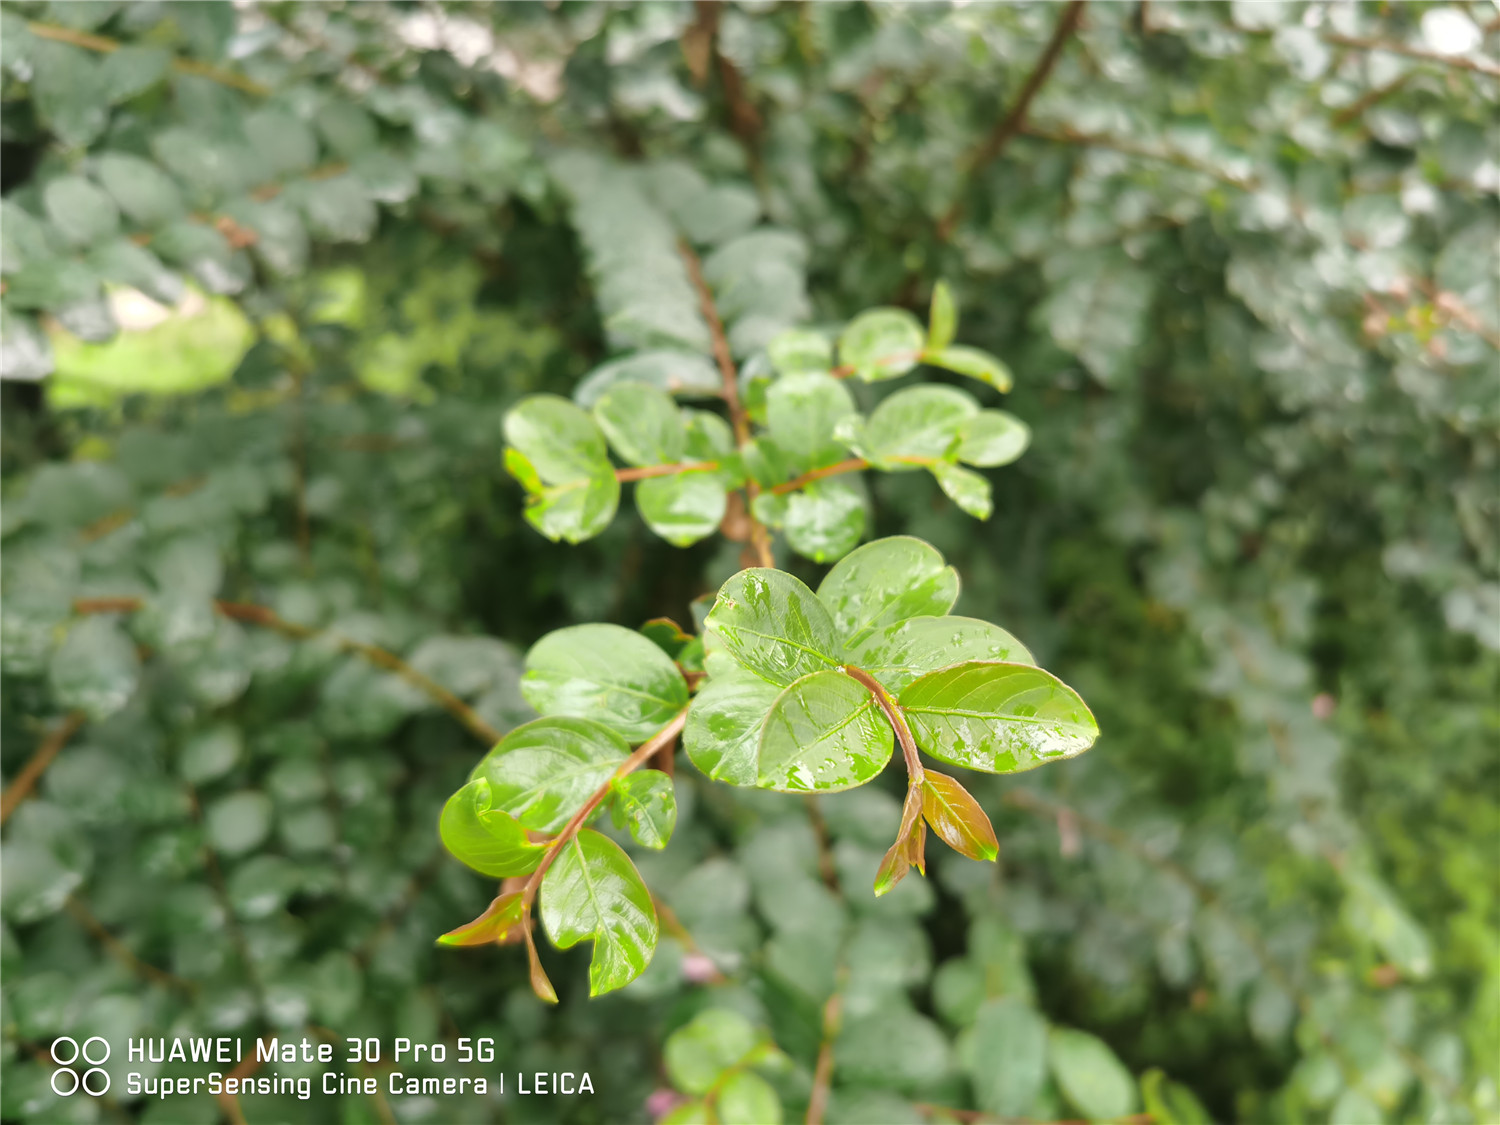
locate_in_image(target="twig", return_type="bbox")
[937,0,1088,239]
[843,666,923,782]
[72,597,502,745]
[26,21,270,96]
[1020,123,1258,189]
[771,458,870,496]
[65,897,194,992]
[616,461,721,482]
[678,239,775,567]
[0,711,86,825]
[1317,30,1500,79]
[1331,74,1412,126]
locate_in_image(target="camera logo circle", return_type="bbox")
[50,1037,110,1097]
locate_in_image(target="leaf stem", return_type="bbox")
[843,665,924,783]
[770,458,870,496]
[71,597,502,745]
[26,21,271,96]
[614,460,720,483]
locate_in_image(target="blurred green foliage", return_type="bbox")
[2,2,1496,1124]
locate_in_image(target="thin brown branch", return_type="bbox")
[678,239,775,567]
[65,897,193,992]
[520,710,689,913]
[1318,30,1500,78]
[772,458,871,496]
[72,597,502,745]
[1,711,86,825]
[938,0,1088,239]
[26,21,270,96]
[616,461,721,482]
[1332,74,1412,126]
[1020,123,1258,189]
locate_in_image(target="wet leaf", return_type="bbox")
[540,828,658,996]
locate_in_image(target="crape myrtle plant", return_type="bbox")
[3,2,1497,1124]
[440,274,1100,1001]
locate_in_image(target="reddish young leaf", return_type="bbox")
[873,838,910,896]
[437,891,525,947]
[874,784,926,896]
[526,922,559,1004]
[907,815,928,876]
[921,771,999,861]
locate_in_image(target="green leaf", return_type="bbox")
[0,307,54,382]
[921,772,998,861]
[1048,1027,1139,1121]
[204,791,273,856]
[970,999,1047,1117]
[637,473,728,547]
[178,725,241,784]
[244,109,319,178]
[861,385,978,468]
[440,777,547,877]
[42,175,120,248]
[1328,1088,1383,1125]
[664,1008,760,1095]
[683,410,736,461]
[931,461,992,519]
[48,616,139,720]
[768,328,833,376]
[705,568,843,686]
[784,477,865,563]
[593,380,686,466]
[661,1101,711,1125]
[539,828,658,996]
[838,308,925,381]
[849,616,1034,694]
[765,372,856,464]
[816,536,959,647]
[922,345,1014,393]
[438,891,525,948]
[574,350,723,407]
[471,716,629,833]
[89,240,184,307]
[609,770,677,849]
[1039,251,1154,387]
[4,258,101,314]
[523,624,689,742]
[315,100,378,157]
[956,411,1030,467]
[1140,1069,1212,1125]
[899,662,1098,773]
[1,201,55,275]
[758,669,893,792]
[31,41,110,148]
[928,281,957,350]
[682,666,781,787]
[718,1070,783,1125]
[100,44,170,103]
[503,394,620,543]
[293,174,377,243]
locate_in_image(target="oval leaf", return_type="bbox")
[839,308,924,381]
[1048,1027,1139,1121]
[439,777,547,877]
[758,668,893,792]
[957,410,1030,467]
[472,716,630,833]
[922,344,1014,392]
[704,568,842,686]
[593,380,686,467]
[849,615,1034,695]
[539,828,658,996]
[438,891,525,947]
[862,384,978,468]
[816,536,959,647]
[899,661,1098,773]
[682,666,782,786]
[609,770,677,849]
[523,623,689,742]
[921,771,998,861]
[637,472,728,547]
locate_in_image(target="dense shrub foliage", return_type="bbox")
[1,3,1496,1125]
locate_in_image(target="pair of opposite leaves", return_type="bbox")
[511,536,1099,801]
